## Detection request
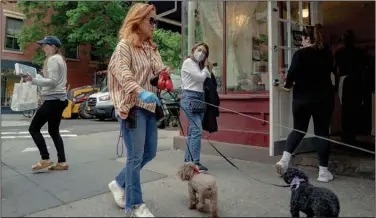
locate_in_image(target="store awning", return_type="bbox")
[1,59,41,71]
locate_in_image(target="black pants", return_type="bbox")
[285,97,334,167]
[29,99,68,162]
[341,76,362,141]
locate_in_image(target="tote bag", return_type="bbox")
[11,78,38,112]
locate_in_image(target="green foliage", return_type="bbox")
[16,1,182,70]
[153,29,181,72]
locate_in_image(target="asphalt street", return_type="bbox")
[1,114,375,217]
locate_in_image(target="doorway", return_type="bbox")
[268,1,314,156]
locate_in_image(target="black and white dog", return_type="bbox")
[283,168,340,217]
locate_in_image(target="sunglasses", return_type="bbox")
[148,17,157,26]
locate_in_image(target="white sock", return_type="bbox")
[281,151,292,162]
[319,166,329,173]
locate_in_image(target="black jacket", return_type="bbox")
[284,46,334,101]
[202,73,220,133]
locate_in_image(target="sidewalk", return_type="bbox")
[2,130,374,217]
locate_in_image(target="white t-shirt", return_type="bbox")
[180,58,210,92]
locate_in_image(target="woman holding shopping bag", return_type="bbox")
[22,36,69,171]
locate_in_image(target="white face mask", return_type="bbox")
[193,50,205,62]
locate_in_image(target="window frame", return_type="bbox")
[4,16,24,52]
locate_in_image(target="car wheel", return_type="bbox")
[78,101,94,119]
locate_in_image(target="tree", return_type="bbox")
[16,1,181,71]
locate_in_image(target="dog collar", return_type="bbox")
[291,176,305,190]
[193,166,200,174]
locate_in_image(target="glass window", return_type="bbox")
[5,17,23,51]
[183,1,224,92]
[225,1,268,92]
[64,44,79,59]
[91,46,101,61]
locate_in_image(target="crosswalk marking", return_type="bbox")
[1,130,70,135]
[22,146,51,152]
[1,129,78,139]
[2,134,78,139]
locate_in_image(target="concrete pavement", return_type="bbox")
[1,116,375,217]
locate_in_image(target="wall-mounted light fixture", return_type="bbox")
[235,14,249,27]
[302,8,309,18]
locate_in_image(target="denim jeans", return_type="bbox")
[181,90,205,163]
[115,107,158,211]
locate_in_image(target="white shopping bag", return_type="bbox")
[10,78,38,111]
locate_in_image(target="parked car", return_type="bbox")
[87,86,116,121]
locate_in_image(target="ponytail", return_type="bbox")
[314,24,324,50]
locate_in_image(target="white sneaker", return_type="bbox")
[130,204,154,217]
[275,160,289,176]
[108,180,125,208]
[317,171,334,182]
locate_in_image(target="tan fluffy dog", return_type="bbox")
[177,162,218,217]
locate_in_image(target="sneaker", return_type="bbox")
[317,171,334,183]
[195,163,208,172]
[48,162,69,171]
[275,160,288,176]
[130,204,154,217]
[108,180,125,208]
[32,159,53,171]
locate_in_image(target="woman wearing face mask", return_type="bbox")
[22,36,69,171]
[275,24,335,183]
[180,42,213,172]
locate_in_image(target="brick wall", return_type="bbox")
[1,2,100,89]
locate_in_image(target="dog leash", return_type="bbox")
[166,91,290,188]
[116,122,124,157]
[186,97,375,155]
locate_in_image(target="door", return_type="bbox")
[268,1,315,156]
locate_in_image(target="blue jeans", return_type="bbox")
[181,90,205,163]
[115,107,158,211]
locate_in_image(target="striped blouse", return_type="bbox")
[107,39,166,119]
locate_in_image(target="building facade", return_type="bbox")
[0,2,100,108]
[174,1,375,158]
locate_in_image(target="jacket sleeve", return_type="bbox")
[108,41,143,94]
[31,57,59,87]
[284,51,301,89]
[181,59,210,82]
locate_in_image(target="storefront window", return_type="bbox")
[183,1,224,91]
[225,1,268,92]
